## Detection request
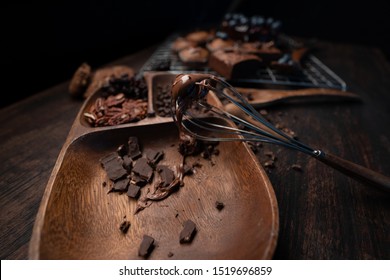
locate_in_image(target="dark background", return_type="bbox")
[3,0,389,108]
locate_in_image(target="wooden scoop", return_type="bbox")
[234,87,361,108]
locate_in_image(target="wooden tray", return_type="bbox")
[29,72,279,259]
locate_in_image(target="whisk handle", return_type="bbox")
[316,152,390,193]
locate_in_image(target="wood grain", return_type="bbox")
[29,122,277,259]
[28,74,278,259]
[1,41,389,259]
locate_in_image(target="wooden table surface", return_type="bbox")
[1,41,389,260]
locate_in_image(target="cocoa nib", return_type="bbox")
[215,201,225,211]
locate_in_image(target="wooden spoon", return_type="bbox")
[234,87,361,108]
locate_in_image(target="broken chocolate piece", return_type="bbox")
[157,165,175,186]
[132,158,154,182]
[127,183,141,198]
[119,221,131,234]
[167,252,174,258]
[112,178,129,192]
[117,144,128,157]
[179,219,197,244]
[128,137,142,160]
[215,201,225,211]
[138,235,155,258]
[145,149,164,167]
[130,174,147,187]
[122,155,133,172]
[100,152,118,167]
[102,156,127,181]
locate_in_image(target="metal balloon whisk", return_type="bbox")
[171,73,390,193]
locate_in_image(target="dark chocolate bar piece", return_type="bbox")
[132,158,154,182]
[138,235,155,258]
[112,178,129,192]
[122,155,133,172]
[179,219,197,244]
[117,144,128,157]
[127,183,141,198]
[145,149,164,167]
[128,137,142,160]
[157,165,175,186]
[130,174,147,187]
[100,152,118,167]
[102,155,127,181]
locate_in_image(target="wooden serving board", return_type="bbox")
[29,71,279,259]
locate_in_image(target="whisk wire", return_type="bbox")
[172,73,390,192]
[192,78,318,155]
[183,103,312,152]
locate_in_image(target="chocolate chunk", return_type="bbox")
[208,49,262,79]
[133,158,154,182]
[167,252,174,258]
[117,144,128,157]
[138,235,155,258]
[102,156,127,181]
[122,155,133,172]
[119,221,131,234]
[112,178,129,192]
[100,152,118,167]
[145,149,164,167]
[179,220,197,244]
[127,183,141,198]
[215,201,225,211]
[157,165,175,186]
[128,137,142,160]
[130,174,147,187]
